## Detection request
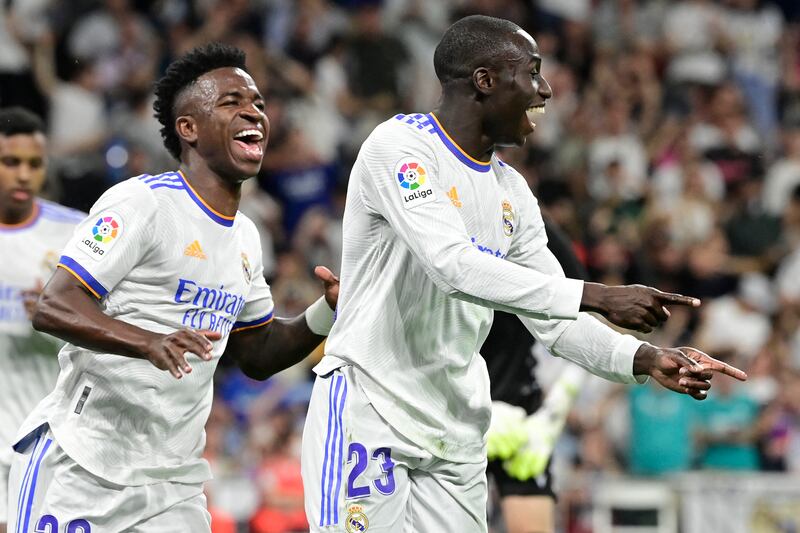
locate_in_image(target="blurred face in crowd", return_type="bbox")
[484,29,552,147]
[0,131,47,223]
[176,67,269,182]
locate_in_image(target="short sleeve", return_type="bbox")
[57,179,157,298]
[231,226,275,333]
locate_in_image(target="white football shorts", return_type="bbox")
[7,425,210,532]
[301,365,488,532]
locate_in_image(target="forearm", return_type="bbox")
[519,313,645,384]
[229,315,324,380]
[33,282,154,359]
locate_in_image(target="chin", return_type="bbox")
[229,160,263,180]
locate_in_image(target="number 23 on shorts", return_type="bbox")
[346,442,396,498]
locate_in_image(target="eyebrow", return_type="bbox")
[217,89,264,101]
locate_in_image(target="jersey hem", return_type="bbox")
[57,256,108,298]
[231,311,274,333]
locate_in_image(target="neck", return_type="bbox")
[0,201,36,226]
[179,155,242,218]
[433,94,494,163]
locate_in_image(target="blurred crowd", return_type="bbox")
[3,0,800,530]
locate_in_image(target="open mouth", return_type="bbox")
[526,105,546,129]
[232,128,265,162]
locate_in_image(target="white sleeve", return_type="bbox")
[57,179,157,298]
[231,226,275,333]
[521,314,646,384]
[504,172,645,384]
[357,126,582,320]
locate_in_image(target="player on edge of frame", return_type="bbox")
[0,107,85,533]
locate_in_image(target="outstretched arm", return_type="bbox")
[225,266,339,380]
[360,130,697,330]
[33,268,219,379]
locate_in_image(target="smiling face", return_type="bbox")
[483,30,552,147]
[0,132,47,222]
[176,67,269,182]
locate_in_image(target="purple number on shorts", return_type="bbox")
[372,447,396,495]
[35,515,58,533]
[67,519,91,533]
[347,442,371,498]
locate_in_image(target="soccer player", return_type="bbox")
[0,107,84,533]
[301,15,746,532]
[7,43,338,531]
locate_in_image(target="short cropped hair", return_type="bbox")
[433,15,522,84]
[153,43,248,160]
[0,107,45,137]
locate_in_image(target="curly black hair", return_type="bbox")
[0,106,45,137]
[153,43,247,160]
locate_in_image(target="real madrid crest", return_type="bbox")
[241,252,251,284]
[502,200,514,236]
[346,504,369,532]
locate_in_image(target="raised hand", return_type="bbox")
[143,329,222,379]
[582,282,701,333]
[314,265,340,310]
[633,344,747,400]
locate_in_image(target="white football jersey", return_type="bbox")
[0,200,84,464]
[16,172,274,486]
[317,113,644,463]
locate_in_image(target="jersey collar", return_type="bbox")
[427,113,492,173]
[177,171,236,228]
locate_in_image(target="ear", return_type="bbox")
[472,67,494,96]
[176,115,198,146]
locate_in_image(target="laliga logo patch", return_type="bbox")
[345,504,369,533]
[79,211,124,261]
[502,200,514,236]
[394,157,436,210]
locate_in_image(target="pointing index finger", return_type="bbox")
[680,347,749,382]
[655,291,701,307]
[705,359,748,381]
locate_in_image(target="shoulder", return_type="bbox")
[131,171,185,195]
[38,199,86,225]
[114,171,189,206]
[364,113,439,155]
[89,174,173,220]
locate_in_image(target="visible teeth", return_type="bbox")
[234,129,263,140]
[527,106,546,114]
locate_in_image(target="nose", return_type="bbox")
[16,163,33,184]
[240,103,264,123]
[538,74,553,100]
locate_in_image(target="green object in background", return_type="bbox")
[696,391,760,471]
[628,384,698,476]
